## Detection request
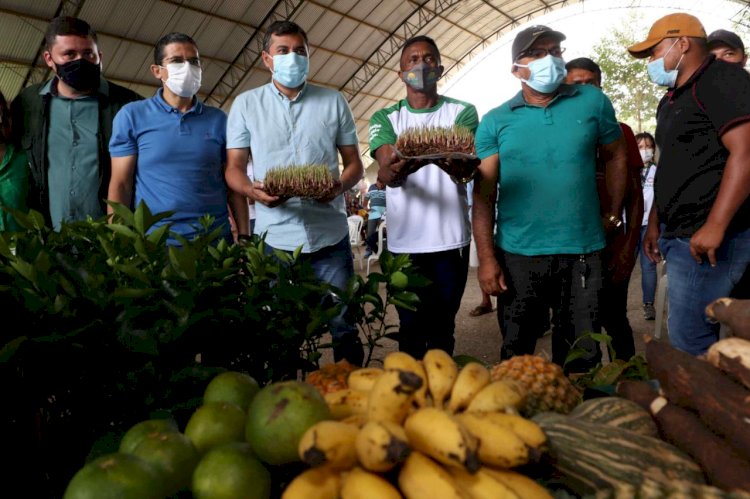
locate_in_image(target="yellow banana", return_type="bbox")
[423,349,458,408]
[404,407,480,472]
[383,351,429,407]
[482,468,553,499]
[367,368,423,424]
[355,420,411,472]
[340,466,402,499]
[471,412,546,449]
[347,367,384,392]
[455,412,529,468]
[398,451,469,499]
[447,362,491,413]
[281,465,342,499]
[325,388,370,419]
[465,380,525,413]
[340,414,368,428]
[447,467,520,499]
[298,420,359,469]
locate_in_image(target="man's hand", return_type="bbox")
[604,233,637,284]
[689,223,726,266]
[249,181,286,208]
[432,155,481,183]
[478,258,508,296]
[643,221,662,264]
[376,144,427,187]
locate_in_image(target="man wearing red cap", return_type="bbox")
[629,13,750,355]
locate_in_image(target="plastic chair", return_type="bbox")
[347,215,364,270]
[366,220,387,275]
[654,260,668,340]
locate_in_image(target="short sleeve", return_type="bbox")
[474,112,499,160]
[336,92,359,146]
[597,92,622,145]
[455,104,479,134]
[108,105,138,157]
[226,94,252,149]
[368,109,397,158]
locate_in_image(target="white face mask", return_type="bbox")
[162,61,201,98]
[640,148,655,163]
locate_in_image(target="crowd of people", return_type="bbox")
[1,12,748,367]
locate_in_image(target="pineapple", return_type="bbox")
[305,360,357,395]
[490,355,581,417]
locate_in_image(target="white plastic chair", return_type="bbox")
[347,215,364,270]
[366,220,387,275]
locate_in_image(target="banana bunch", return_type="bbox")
[284,350,552,499]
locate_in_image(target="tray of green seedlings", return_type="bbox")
[262,164,340,200]
[394,125,478,184]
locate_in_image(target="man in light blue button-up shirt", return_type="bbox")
[225,20,365,365]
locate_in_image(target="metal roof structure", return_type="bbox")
[1,0,748,167]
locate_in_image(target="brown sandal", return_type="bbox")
[469,304,493,317]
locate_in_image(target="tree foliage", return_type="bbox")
[591,12,662,134]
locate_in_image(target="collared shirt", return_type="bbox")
[109,89,230,244]
[226,82,358,252]
[655,56,750,237]
[475,83,622,256]
[43,78,104,230]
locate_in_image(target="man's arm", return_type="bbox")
[599,135,628,227]
[107,155,137,215]
[225,148,283,208]
[473,153,506,295]
[690,120,750,265]
[337,144,364,193]
[226,174,249,238]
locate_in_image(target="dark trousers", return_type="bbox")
[595,271,635,361]
[394,246,470,359]
[496,249,603,372]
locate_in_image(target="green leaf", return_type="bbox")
[107,224,138,239]
[0,336,28,363]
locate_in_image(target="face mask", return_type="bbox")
[647,39,683,87]
[402,62,441,91]
[515,55,567,94]
[162,61,202,98]
[640,148,655,163]
[55,58,101,92]
[272,53,309,88]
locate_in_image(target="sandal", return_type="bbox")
[469,304,493,317]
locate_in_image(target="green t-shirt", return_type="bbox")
[475,84,622,255]
[0,143,29,232]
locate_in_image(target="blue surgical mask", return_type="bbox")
[647,39,682,87]
[515,55,567,93]
[272,53,309,88]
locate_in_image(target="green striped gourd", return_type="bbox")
[569,397,659,438]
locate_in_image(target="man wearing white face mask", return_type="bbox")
[225,21,365,365]
[473,25,628,372]
[108,32,248,245]
[628,13,750,355]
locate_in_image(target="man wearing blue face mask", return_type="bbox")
[225,20,365,366]
[628,13,750,355]
[472,25,628,372]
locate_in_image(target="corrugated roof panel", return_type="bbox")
[316,16,359,52]
[0,0,59,19]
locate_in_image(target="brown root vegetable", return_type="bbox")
[705,297,750,340]
[706,337,750,391]
[645,337,750,461]
[617,380,750,492]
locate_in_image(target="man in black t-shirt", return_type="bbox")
[628,13,750,355]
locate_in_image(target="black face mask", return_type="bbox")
[55,58,101,92]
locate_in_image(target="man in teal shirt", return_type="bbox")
[472,25,628,371]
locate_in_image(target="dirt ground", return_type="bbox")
[321,255,664,367]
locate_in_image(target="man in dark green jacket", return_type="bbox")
[11,16,141,229]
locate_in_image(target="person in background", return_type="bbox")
[635,132,658,319]
[707,29,747,66]
[0,91,28,232]
[224,20,365,365]
[11,16,141,230]
[363,178,386,257]
[473,25,627,372]
[108,32,247,245]
[629,13,750,355]
[564,57,644,361]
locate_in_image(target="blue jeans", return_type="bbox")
[394,246,470,358]
[267,236,363,365]
[660,229,750,355]
[638,226,658,303]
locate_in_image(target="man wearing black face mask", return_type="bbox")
[368,36,479,358]
[11,16,140,230]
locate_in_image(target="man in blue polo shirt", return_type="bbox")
[472,25,628,371]
[224,20,365,365]
[108,33,247,244]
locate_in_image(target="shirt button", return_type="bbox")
[72,141,78,146]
